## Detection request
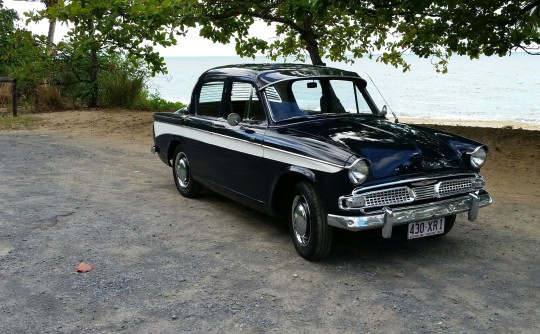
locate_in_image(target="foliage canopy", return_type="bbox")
[3,0,539,110]
[188,0,540,71]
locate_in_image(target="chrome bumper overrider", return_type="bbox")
[327,192,492,238]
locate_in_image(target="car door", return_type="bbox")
[210,81,266,202]
[182,80,228,184]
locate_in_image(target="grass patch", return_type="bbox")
[0,114,37,130]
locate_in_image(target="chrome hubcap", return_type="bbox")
[175,155,189,188]
[292,194,310,246]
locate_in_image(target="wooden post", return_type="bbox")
[12,79,17,117]
[0,77,17,117]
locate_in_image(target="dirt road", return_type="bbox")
[0,110,538,333]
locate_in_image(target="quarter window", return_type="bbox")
[198,81,224,118]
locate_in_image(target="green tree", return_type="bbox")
[14,0,58,46]
[187,0,540,71]
[0,0,16,38]
[0,2,19,68]
[1,1,48,84]
[29,0,188,107]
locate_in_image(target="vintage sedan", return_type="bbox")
[152,64,492,260]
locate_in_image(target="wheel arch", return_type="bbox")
[270,166,318,218]
[167,138,183,167]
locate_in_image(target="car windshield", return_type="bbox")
[264,78,380,122]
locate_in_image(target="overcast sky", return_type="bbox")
[5,0,273,57]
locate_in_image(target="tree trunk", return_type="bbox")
[302,16,325,66]
[89,47,99,107]
[44,0,58,55]
[47,18,56,45]
[306,40,324,66]
[43,1,58,45]
[86,17,99,108]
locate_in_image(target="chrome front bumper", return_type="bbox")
[327,192,492,238]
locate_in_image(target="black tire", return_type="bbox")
[172,147,202,198]
[288,181,333,260]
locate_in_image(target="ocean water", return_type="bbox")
[149,54,540,124]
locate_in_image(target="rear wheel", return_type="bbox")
[289,181,333,260]
[172,148,202,198]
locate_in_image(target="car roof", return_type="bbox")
[200,63,362,89]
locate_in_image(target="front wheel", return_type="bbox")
[289,181,333,260]
[172,148,202,198]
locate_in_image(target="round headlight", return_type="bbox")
[348,159,370,185]
[470,147,487,169]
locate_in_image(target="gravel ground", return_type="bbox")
[0,119,538,333]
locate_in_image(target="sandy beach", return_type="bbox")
[401,117,540,131]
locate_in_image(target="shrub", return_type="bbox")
[36,84,64,112]
[97,56,184,111]
[134,94,185,112]
[99,70,146,108]
[0,83,11,106]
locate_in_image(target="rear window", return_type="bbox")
[197,81,224,118]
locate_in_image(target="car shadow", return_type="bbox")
[328,225,463,265]
[195,189,462,265]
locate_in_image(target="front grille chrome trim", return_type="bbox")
[351,173,478,195]
[329,192,493,233]
[340,176,485,211]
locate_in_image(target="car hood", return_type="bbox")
[288,116,466,179]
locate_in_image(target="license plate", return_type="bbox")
[408,218,445,239]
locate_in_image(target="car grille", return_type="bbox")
[412,185,437,200]
[363,187,414,207]
[355,178,476,209]
[438,179,474,197]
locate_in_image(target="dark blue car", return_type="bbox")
[152,64,492,260]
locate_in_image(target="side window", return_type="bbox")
[230,82,266,124]
[197,81,224,118]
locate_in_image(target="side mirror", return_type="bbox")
[227,113,241,126]
[175,107,189,115]
[380,105,388,117]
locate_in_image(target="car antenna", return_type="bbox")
[365,72,399,123]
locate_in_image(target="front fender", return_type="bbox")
[268,165,318,217]
[282,165,317,183]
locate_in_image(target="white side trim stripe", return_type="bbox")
[154,121,344,173]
